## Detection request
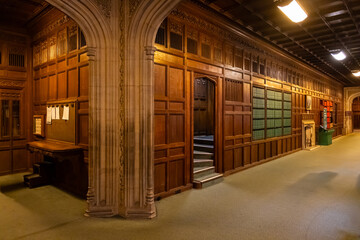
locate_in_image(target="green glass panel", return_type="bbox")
[267,110,274,118]
[275,119,282,127]
[253,130,264,140]
[275,100,282,109]
[253,87,265,98]
[284,110,291,118]
[275,127,282,137]
[284,102,291,110]
[267,90,275,99]
[267,100,275,109]
[275,110,282,118]
[253,98,265,108]
[267,119,275,128]
[284,93,291,101]
[253,109,265,119]
[253,119,265,129]
[275,91,282,100]
[267,129,275,138]
[284,127,291,135]
[283,118,291,127]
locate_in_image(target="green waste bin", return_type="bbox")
[319,128,334,145]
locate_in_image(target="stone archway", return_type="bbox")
[123,0,183,218]
[45,0,185,218]
[45,0,121,217]
[344,87,360,134]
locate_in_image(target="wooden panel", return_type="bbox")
[169,67,184,99]
[234,115,243,135]
[224,115,233,136]
[243,115,251,134]
[0,150,11,175]
[67,68,78,97]
[57,71,67,99]
[243,146,251,165]
[40,77,48,101]
[224,149,233,171]
[12,149,27,172]
[79,114,89,145]
[234,147,243,168]
[169,159,184,189]
[49,74,57,100]
[155,64,167,97]
[258,143,265,161]
[79,65,89,97]
[155,114,166,145]
[155,163,167,194]
[169,114,184,143]
[243,83,251,103]
[251,144,258,163]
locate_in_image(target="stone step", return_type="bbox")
[194,143,214,153]
[194,136,214,145]
[194,159,213,167]
[23,173,50,188]
[193,172,223,189]
[194,150,214,159]
[194,166,215,179]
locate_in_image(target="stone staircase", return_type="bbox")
[193,135,223,189]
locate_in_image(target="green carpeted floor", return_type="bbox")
[1,134,360,240]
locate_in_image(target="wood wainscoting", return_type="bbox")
[153,2,344,199]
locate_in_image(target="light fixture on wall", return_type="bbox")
[330,50,346,61]
[352,71,360,77]
[276,0,308,23]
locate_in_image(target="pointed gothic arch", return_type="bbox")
[45,0,121,217]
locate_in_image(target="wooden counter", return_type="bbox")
[27,140,87,198]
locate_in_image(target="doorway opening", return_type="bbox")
[352,97,360,130]
[193,77,222,188]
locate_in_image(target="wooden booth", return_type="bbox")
[26,99,87,197]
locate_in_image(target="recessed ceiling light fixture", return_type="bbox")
[277,0,308,23]
[330,51,346,61]
[352,71,360,77]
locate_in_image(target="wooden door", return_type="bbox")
[354,113,360,129]
[352,97,360,129]
[0,92,27,175]
[194,78,214,136]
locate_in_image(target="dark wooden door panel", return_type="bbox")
[354,113,360,129]
[0,150,11,175]
[154,63,189,197]
[194,78,214,136]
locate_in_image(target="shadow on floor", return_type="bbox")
[0,182,26,193]
[284,171,338,196]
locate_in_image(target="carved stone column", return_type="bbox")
[144,46,157,216]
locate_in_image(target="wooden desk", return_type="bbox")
[27,140,88,198]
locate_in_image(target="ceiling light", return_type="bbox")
[277,0,308,23]
[331,51,346,61]
[352,71,360,77]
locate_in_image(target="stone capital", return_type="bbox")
[145,46,157,60]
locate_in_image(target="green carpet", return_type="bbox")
[1,134,360,240]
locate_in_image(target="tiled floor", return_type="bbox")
[1,134,360,240]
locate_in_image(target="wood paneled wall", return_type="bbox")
[153,3,344,198]
[0,31,30,175]
[31,9,89,162]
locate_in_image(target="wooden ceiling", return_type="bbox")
[194,0,360,86]
[0,0,49,29]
